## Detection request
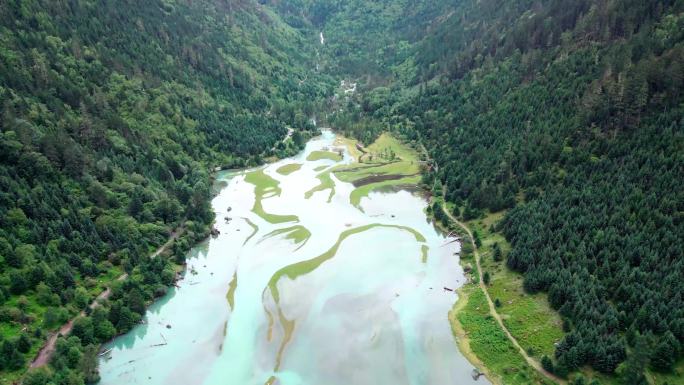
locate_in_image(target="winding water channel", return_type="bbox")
[98,130,488,385]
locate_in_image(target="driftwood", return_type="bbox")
[443,286,454,292]
[441,238,460,247]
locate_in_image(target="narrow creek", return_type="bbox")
[98,130,489,385]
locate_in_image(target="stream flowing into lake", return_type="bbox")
[98,130,489,385]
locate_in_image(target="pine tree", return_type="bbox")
[541,355,554,373]
[473,230,482,248]
[80,344,100,384]
[493,242,503,262]
[651,332,679,371]
[17,333,31,354]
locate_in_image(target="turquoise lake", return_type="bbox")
[98,130,489,385]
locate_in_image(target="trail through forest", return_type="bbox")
[29,226,185,368]
[439,195,565,385]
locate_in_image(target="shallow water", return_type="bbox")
[98,130,489,385]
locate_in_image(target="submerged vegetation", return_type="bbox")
[1,0,683,384]
[276,163,303,176]
[242,218,260,247]
[245,169,299,224]
[306,150,343,162]
[266,223,426,304]
[0,0,331,382]
[261,225,312,249]
[304,170,336,202]
[280,1,684,383]
[332,133,422,209]
[301,133,422,209]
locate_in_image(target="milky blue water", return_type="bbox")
[98,130,488,385]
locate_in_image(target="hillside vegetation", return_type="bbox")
[288,0,684,383]
[0,0,331,383]
[1,0,683,384]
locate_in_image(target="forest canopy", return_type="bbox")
[1,0,683,384]
[294,0,684,382]
[0,0,332,382]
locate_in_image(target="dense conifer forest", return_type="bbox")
[0,0,331,383]
[1,0,683,384]
[276,0,684,383]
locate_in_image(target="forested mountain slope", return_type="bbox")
[283,0,684,383]
[0,0,330,383]
[267,0,457,84]
[2,0,683,384]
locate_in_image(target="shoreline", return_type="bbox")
[336,130,499,384]
[21,129,316,382]
[97,128,484,384]
[434,194,565,385]
[449,285,501,385]
[427,199,499,385]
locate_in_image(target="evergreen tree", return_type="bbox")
[651,332,680,371]
[492,243,503,262]
[541,355,554,373]
[79,345,100,384]
[17,333,31,354]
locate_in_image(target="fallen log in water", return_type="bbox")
[471,368,484,380]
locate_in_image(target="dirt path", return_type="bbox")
[439,197,566,385]
[29,226,184,369]
[151,227,183,258]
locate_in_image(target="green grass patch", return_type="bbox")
[252,199,298,224]
[468,212,564,360]
[447,209,570,384]
[455,209,637,384]
[488,268,563,358]
[244,169,298,224]
[348,174,421,210]
[333,135,364,161]
[245,169,281,196]
[366,132,417,162]
[313,165,328,172]
[276,163,302,175]
[261,225,312,250]
[332,133,422,210]
[648,357,684,385]
[454,287,555,385]
[307,150,342,162]
[334,161,413,182]
[304,170,335,202]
